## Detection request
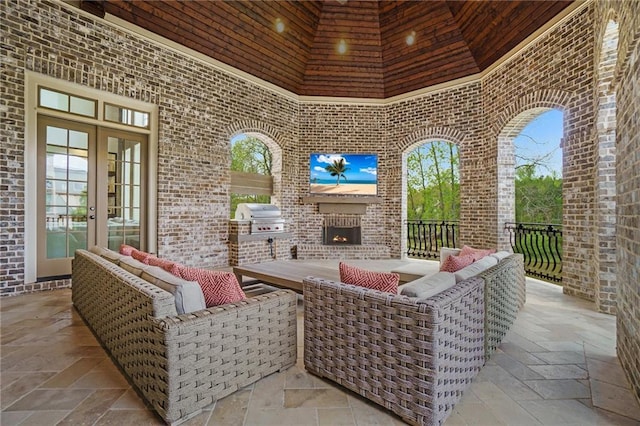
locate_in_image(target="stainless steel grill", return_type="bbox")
[234,203,285,234]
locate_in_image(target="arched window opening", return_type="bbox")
[513,109,563,224]
[230,133,273,218]
[405,140,459,259]
[502,107,564,284]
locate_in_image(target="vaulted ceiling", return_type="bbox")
[88,0,574,99]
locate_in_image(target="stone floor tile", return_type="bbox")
[531,351,585,365]
[110,388,149,410]
[535,341,586,352]
[452,401,506,425]
[243,407,318,425]
[529,364,588,380]
[317,407,356,426]
[41,357,102,388]
[208,389,251,426]
[475,365,542,401]
[0,410,32,425]
[590,379,640,420]
[57,388,127,425]
[11,410,71,425]
[518,399,603,425]
[284,388,349,408]
[1,372,57,409]
[4,388,93,412]
[586,357,632,388]
[490,353,546,380]
[524,379,591,400]
[94,408,163,425]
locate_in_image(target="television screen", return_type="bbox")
[309,153,377,195]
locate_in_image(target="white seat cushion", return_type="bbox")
[89,246,124,264]
[399,271,456,299]
[118,256,149,277]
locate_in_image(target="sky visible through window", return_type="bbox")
[513,109,563,177]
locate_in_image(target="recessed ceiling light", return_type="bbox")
[337,39,347,54]
[406,31,416,46]
[275,18,285,33]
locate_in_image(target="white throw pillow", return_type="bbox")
[454,255,498,282]
[141,266,206,314]
[399,271,456,299]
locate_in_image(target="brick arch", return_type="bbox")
[399,126,466,153]
[398,127,465,258]
[491,90,573,138]
[493,91,570,252]
[226,119,287,150]
[225,120,284,205]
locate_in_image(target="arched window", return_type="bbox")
[404,140,460,259]
[229,133,273,217]
[513,109,563,224]
[406,140,459,221]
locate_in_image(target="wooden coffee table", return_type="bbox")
[233,260,340,293]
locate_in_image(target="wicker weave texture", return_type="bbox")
[303,276,485,426]
[72,250,297,425]
[480,254,526,358]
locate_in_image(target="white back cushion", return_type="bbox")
[454,255,498,282]
[141,266,206,314]
[399,271,456,299]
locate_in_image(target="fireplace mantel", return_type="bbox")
[302,196,382,214]
[301,196,383,204]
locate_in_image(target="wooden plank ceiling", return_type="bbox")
[94,0,573,99]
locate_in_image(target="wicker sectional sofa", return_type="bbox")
[72,249,298,425]
[303,253,525,426]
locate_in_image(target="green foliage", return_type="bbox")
[230,135,272,218]
[406,141,459,221]
[231,136,272,174]
[515,165,562,223]
[324,158,349,185]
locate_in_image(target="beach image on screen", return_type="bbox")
[310,153,377,195]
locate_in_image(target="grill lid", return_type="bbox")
[235,203,282,220]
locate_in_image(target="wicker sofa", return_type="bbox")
[303,252,525,426]
[72,249,297,425]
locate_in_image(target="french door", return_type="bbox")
[37,115,146,278]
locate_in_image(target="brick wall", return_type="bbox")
[596,0,640,406]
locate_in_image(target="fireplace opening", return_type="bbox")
[323,215,361,245]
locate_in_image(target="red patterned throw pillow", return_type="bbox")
[131,249,151,264]
[440,254,475,273]
[147,255,177,272]
[338,262,400,293]
[459,245,496,261]
[173,266,246,307]
[119,244,136,256]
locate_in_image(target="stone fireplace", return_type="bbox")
[323,215,361,245]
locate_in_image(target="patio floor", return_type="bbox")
[1,277,639,425]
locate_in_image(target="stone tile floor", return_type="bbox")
[1,278,639,425]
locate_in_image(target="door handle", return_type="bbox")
[89,215,95,220]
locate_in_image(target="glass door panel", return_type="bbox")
[38,116,96,277]
[101,131,146,252]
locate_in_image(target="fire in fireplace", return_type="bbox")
[323,215,361,245]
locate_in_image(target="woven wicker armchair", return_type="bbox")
[303,276,485,426]
[72,249,297,425]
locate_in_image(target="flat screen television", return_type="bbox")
[309,153,377,195]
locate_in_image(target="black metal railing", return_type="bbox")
[504,222,562,283]
[406,220,459,259]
